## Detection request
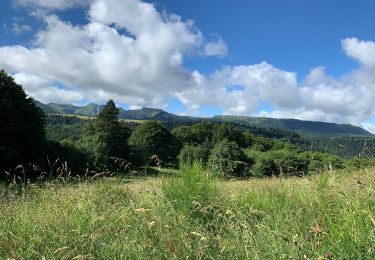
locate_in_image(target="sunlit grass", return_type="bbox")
[1,167,375,258]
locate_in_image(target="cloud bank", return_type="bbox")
[1,0,375,132]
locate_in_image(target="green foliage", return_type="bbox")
[75,123,108,168]
[178,144,210,165]
[251,136,274,151]
[306,152,344,172]
[96,100,130,164]
[211,124,245,147]
[245,148,343,176]
[246,149,278,177]
[208,139,250,177]
[45,115,89,142]
[190,122,214,144]
[247,149,306,177]
[129,121,180,165]
[214,115,372,136]
[45,141,88,174]
[0,70,46,174]
[300,136,375,158]
[172,126,197,144]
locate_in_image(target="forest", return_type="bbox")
[2,69,374,180]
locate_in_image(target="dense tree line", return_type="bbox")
[0,70,366,180]
[298,136,375,159]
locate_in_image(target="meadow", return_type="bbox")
[1,164,375,259]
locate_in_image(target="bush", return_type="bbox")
[250,152,278,177]
[251,136,274,151]
[271,150,309,176]
[129,121,180,166]
[246,149,309,176]
[208,139,251,177]
[304,152,344,172]
[212,124,245,147]
[45,141,88,175]
[178,144,210,166]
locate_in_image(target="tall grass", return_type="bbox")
[0,166,375,258]
[162,162,219,212]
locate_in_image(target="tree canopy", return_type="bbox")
[95,100,130,164]
[0,70,46,174]
[129,121,180,165]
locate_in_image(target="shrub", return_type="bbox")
[178,144,210,166]
[45,141,88,175]
[271,150,309,176]
[129,121,180,166]
[304,152,344,172]
[208,139,251,177]
[211,124,245,147]
[250,152,278,177]
[247,149,309,176]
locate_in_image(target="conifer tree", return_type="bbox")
[0,70,46,174]
[95,100,129,164]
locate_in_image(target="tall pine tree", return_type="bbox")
[95,100,130,165]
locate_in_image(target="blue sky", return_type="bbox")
[1,0,375,131]
[159,0,375,77]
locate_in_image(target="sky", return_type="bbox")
[1,0,375,132]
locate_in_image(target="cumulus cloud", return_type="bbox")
[175,37,375,129]
[1,1,375,131]
[1,0,225,107]
[13,0,89,10]
[175,62,299,115]
[203,35,228,57]
[342,37,375,68]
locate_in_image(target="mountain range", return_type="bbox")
[35,100,373,137]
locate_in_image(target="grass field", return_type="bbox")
[1,165,375,259]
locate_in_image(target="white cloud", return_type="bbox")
[362,123,375,134]
[342,38,375,68]
[175,62,299,115]
[1,1,375,129]
[13,0,89,10]
[14,72,83,103]
[179,38,375,127]
[12,22,32,34]
[1,0,225,108]
[203,35,227,57]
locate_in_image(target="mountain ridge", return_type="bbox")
[35,101,373,137]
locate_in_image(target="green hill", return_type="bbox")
[119,107,200,122]
[213,115,372,137]
[74,103,104,116]
[35,100,373,137]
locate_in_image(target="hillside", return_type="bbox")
[119,107,199,122]
[213,115,373,137]
[35,101,373,137]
